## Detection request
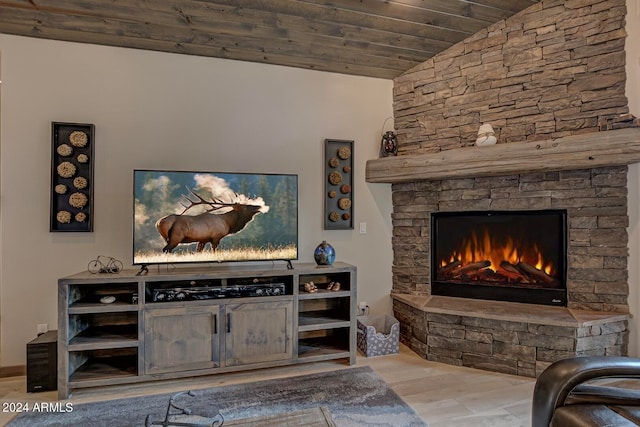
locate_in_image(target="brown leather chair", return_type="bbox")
[532,356,640,427]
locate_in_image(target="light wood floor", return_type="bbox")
[0,344,535,426]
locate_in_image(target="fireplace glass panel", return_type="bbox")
[431,210,567,306]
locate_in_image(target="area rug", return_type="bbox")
[8,366,426,426]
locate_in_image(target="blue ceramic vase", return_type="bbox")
[314,241,336,266]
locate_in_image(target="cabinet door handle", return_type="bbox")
[227,313,231,333]
[212,314,218,334]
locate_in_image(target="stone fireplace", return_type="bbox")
[384,167,633,377]
[365,0,639,376]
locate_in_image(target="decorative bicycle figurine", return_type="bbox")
[88,255,123,274]
[145,391,224,427]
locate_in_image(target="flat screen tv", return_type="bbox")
[133,170,298,266]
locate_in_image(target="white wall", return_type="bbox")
[627,0,640,357]
[0,34,394,366]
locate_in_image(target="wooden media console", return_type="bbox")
[58,262,357,399]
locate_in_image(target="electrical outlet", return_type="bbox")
[359,222,367,234]
[37,324,48,335]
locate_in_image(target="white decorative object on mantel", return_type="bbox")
[475,123,497,146]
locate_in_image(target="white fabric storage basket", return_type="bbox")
[357,314,400,357]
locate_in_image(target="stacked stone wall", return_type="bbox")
[392,0,629,155]
[387,0,633,376]
[391,166,629,312]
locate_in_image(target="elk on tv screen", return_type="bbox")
[133,170,298,266]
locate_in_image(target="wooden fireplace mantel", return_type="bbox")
[365,128,640,184]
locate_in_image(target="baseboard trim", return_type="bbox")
[0,365,26,378]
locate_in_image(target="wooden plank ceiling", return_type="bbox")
[0,0,541,79]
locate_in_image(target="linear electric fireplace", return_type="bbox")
[431,210,567,306]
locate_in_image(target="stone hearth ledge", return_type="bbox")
[392,294,631,328]
[392,294,631,377]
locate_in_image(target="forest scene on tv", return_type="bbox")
[134,170,298,265]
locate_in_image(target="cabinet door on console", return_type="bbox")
[144,306,221,374]
[225,300,293,366]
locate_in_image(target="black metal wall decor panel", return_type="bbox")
[324,139,353,230]
[50,122,95,232]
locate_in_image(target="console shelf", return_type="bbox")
[68,303,138,314]
[298,311,350,330]
[298,328,351,361]
[69,353,139,385]
[298,290,351,299]
[58,262,356,398]
[68,325,139,350]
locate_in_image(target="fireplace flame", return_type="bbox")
[441,228,555,275]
